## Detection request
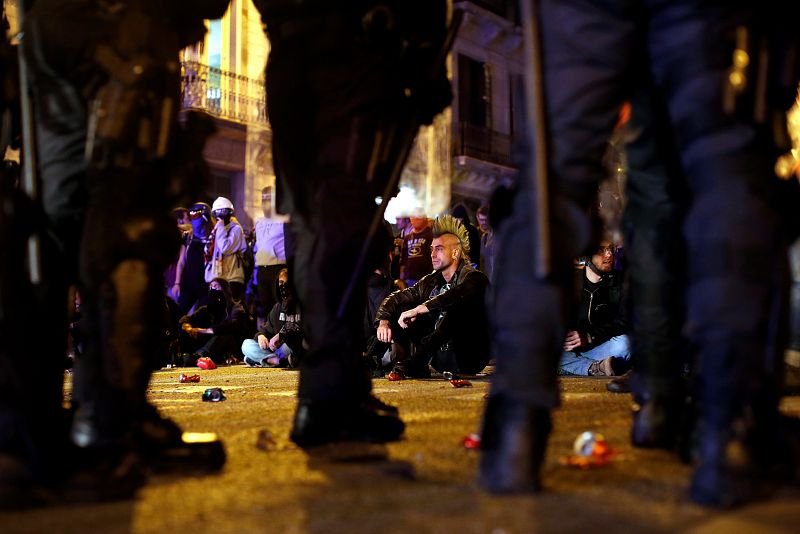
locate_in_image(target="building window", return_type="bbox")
[509,73,524,137]
[458,54,490,128]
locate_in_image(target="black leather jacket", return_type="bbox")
[573,268,627,349]
[375,262,488,326]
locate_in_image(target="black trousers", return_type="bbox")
[17,4,178,450]
[490,0,789,430]
[266,20,409,403]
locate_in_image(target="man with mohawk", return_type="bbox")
[375,214,491,379]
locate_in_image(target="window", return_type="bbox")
[458,54,489,127]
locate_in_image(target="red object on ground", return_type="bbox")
[462,433,481,449]
[179,373,201,383]
[196,357,217,370]
[387,371,405,381]
[450,379,472,388]
[560,432,619,469]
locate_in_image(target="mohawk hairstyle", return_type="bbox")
[432,213,471,261]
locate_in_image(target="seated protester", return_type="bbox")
[176,278,250,366]
[559,238,631,376]
[363,256,405,377]
[375,214,490,379]
[241,268,304,368]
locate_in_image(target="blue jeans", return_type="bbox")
[241,338,293,367]
[559,335,631,376]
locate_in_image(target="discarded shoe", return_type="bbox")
[290,398,405,447]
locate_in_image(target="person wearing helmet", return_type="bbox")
[207,196,247,302]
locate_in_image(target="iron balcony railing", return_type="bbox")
[455,121,514,166]
[180,61,268,126]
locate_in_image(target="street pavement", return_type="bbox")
[2,366,800,533]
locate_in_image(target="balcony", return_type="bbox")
[180,61,268,126]
[454,122,514,167]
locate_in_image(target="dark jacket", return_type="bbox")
[180,301,249,341]
[375,262,490,373]
[257,297,304,355]
[573,267,626,349]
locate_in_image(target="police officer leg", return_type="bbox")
[479,0,635,493]
[648,1,789,506]
[623,86,690,450]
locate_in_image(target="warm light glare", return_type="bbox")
[182,432,219,443]
[733,49,749,69]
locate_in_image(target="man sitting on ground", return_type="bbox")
[375,214,490,379]
[559,238,630,376]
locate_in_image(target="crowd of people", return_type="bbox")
[2,0,800,514]
[161,194,503,380]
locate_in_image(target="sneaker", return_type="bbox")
[243,356,260,367]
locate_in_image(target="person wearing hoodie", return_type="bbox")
[207,196,247,302]
[241,268,305,368]
[177,278,250,365]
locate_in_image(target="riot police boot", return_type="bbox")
[60,443,145,504]
[363,394,399,417]
[631,394,684,450]
[0,409,82,507]
[290,396,405,447]
[64,410,146,502]
[133,404,226,475]
[689,417,767,508]
[0,453,41,509]
[478,395,552,494]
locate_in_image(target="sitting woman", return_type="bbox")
[176,278,250,366]
[241,268,304,368]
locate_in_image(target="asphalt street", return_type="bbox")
[2,366,800,533]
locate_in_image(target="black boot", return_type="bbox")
[631,394,684,450]
[290,397,405,447]
[689,416,765,508]
[606,370,632,393]
[132,404,226,474]
[478,395,551,493]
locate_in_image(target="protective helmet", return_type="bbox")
[212,196,234,212]
[188,202,212,220]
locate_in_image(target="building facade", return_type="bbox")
[180,1,524,226]
[450,0,522,211]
